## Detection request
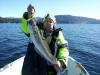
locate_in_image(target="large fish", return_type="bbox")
[28,19,66,75]
[28,19,57,65]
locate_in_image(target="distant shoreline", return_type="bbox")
[1,15,100,24]
[0,17,21,23]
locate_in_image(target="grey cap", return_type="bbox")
[44,14,56,24]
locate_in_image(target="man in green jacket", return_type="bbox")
[21,4,69,75]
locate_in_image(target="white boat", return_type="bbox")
[0,56,89,75]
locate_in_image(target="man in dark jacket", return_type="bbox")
[21,4,69,75]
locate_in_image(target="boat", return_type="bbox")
[0,56,89,75]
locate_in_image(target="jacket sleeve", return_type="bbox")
[21,12,30,37]
[57,31,69,69]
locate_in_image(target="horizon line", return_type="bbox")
[1,14,100,20]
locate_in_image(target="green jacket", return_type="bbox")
[57,30,69,69]
[36,23,69,69]
[21,12,32,36]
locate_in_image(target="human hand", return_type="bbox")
[27,4,35,18]
[53,61,62,72]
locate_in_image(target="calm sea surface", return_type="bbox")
[0,23,100,75]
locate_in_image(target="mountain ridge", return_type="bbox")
[0,15,100,24]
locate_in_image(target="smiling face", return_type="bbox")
[43,19,55,32]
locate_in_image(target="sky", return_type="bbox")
[0,0,100,20]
